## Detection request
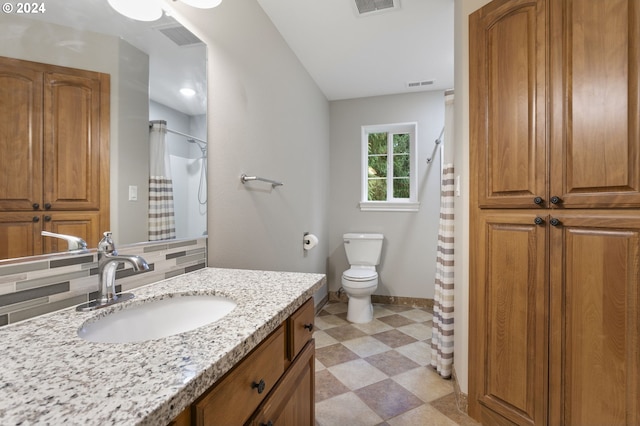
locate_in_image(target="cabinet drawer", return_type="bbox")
[288,298,315,361]
[194,324,286,426]
[250,339,315,426]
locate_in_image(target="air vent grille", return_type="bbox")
[157,25,203,47]
[406,80,434,88]
[355,0,397,15]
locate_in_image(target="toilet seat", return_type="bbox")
[342,268,377,281]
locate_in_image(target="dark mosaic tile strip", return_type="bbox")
[176,253,206,265]
[166,251,186,260]
[167,239,198,249]
[185,262,206,273]
[115,264,156,280]
[50,255,95,269]
[0,297,48,316]
[164,269,185,280]
[0,261,49,277]
[16,271,89,292]
[186,247,206,256]
[0,282,70,307]
[143,243,169,253]
[89,262,125,276]
[10,294,88,324]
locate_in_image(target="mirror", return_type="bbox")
[0,0,207,260]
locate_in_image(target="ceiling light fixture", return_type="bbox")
[107,0,163,22]
[179,0,223,8]
[108,0,222,22]
[180,88,196,97]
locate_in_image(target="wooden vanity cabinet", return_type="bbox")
[0,56,109,259]
[171,298,316,426]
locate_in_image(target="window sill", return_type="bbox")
[359,201,420,212]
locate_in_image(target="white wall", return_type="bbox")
[115,39,150,245]
[328,92,445,299]
[453,0,492,395]
[166,0,331,303]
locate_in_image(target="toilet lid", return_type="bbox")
[343,268,377,281]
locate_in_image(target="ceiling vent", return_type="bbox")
[406,80,435,89]
[155,24,203,47]
[354,0,399,15]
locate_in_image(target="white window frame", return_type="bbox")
[360,122,419,212]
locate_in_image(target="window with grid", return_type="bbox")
[360,123,419,211]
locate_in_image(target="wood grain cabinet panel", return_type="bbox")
[0,56,109,259]
[470,0,640,425]
[250,340,315,426]
[470,0,547,209]
[187,300,316,426]
[549,0,640,208]
[0,60,43,212]
[472,0,640,210]
[288,297,315,361]
[0,213,42,259]
[473,212,548,426]
[549,213,640,426]
[44,70,107,211]
[193,325,286,426]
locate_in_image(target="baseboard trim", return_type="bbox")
[327,291,433,310]
[315,294,329,315]
[452,366,469,414]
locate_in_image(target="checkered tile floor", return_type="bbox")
[314,302,479,426]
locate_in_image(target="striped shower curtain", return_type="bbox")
[430,164,455,379]
[149,120,176,241]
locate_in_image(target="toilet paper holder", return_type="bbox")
[303,232,319,251]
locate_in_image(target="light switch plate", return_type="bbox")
[128,185,138,201]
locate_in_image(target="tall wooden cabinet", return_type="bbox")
[469,0,640,425]
[0,56,109,259]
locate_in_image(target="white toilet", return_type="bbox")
[342,233,384,323]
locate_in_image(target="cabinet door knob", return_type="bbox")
[251,379,266,394]
[534,217,544,225]
[32,216,40,223]
[44,203,52,210]
[303,323,314,332]
[260,422,273,426]
[550,218,561,227]
[533,196,544,205]
[550,196,562,205]
[32,203,40,210]
[44,215,52,222]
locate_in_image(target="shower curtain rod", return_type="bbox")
[166,128,207,145]
[149,121,207,145]
[426,126,445,164]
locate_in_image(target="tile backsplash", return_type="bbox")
[0,238,207,327]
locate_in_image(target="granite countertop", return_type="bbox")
[0,267,325,425]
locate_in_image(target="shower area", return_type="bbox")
[149,109,207,240]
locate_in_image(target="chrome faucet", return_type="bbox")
[77,232,149,312]
[41,231,88,252]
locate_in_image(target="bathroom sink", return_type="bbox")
[78,294,236,343]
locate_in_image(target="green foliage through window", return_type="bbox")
[367,132,411,201]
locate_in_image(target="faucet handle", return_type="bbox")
[98,231,117,255]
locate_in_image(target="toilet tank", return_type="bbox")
[343,233,384,266]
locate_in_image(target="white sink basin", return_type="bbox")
[78,294,236,343]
